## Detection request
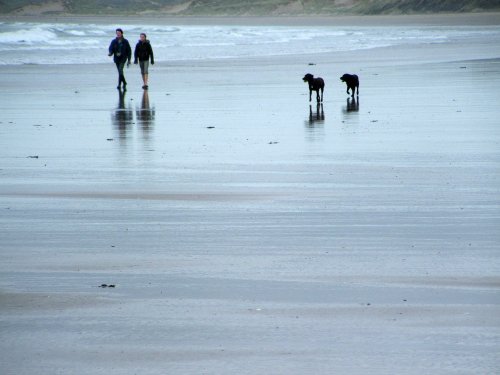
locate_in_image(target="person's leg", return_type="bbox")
[115,62,121,88]
[120,62,127,89]
[116,62,126,89]
[142,61,149,88]
[139,62,146,88]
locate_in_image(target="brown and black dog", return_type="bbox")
[340,73,359,97]
[303,73,324,103]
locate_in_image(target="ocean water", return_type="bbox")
[0,21,499,65]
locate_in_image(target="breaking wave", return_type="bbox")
[0,21,499,65]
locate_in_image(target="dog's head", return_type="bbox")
[303,73,314,82]
[340,74,350,82]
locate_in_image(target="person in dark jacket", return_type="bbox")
[108,28,132,90]
[134,33,155,90]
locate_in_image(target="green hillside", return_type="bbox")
[2,0,500,15]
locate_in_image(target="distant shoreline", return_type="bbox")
[2,12,500,26]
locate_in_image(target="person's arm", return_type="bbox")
[108,40,115,56]
[126,40,132,64]
[149,44,154,65]
[134,43,138,64]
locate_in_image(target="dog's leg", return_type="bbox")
[309,89,312,102]
[320,87,324,102]
[316,90,320,103]
[356,85,359,96]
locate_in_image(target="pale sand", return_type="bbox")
[3,12,500,26]
[1,16,500,374]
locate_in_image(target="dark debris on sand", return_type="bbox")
[99,284,116,288]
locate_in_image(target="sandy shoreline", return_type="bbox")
[2,12,500,26]
[1,16,500,375]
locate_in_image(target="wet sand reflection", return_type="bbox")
[136,90,155,143]
[111,89,133,143]
[305,103,325,141]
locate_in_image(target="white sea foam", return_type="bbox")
[0,27,58,44]
[0,22,499,65]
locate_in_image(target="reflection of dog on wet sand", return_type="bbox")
[308,104,325,126]
[303,73,324,103]
[340,73,359,97]
[346,97,359,112]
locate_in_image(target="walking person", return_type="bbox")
[134,33,154,90]
[108,28,132,90]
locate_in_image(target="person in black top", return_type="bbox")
[134,33,154,90]
[108,28,132,90]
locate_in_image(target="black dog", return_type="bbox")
[340,74,359,97]
[303,73,324,103]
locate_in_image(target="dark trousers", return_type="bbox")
[115,61,126,86]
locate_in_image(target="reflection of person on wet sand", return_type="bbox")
[136,90,155,136]
[308,103,325,127]
[111,89,133,140]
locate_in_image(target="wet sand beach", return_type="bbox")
[1,15,500,374]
